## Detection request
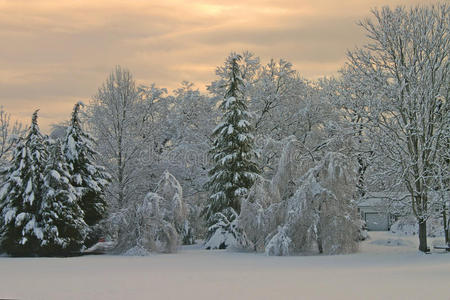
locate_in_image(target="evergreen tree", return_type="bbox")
[0,110,47,256]
[63,103,109,243]
[39,141,88,256]
[205,53,260,247]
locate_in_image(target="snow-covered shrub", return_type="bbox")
[155,171,193,244]
[280,152,360,255]
[241,147,360,256]
[156,171,184,219]
[390,216,418,236]
[239,137,301,251]
[180,218,195,245]
[123,245,151,256]
[357,219,369,241]
[390,216,444,237]
[204,208,250,250]
[265,226,291,256]
[109,171,191,254]
[240,196,285,251]
[271,137,308,200]
[111,192,179,254]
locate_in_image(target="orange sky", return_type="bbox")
[0,0,438,131]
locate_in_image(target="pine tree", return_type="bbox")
[204,53,260,247]
[39,140,88,256]
[63,103,109,243]
[0,110,47,256]
[63,102,109,225]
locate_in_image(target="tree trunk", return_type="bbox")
[356,153,367,198]
[418,219,428,252]
[317,237,323,254]
[355,122,367,199]
[443,207,449,247]
[117,130,124,207]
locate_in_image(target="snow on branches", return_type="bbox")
[204,53,260,249]
[239,138,360,255]
[0,109,109,256]
[344,4,449,252]
[0,111,48,256]
[109,171,191,254]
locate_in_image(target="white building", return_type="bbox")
[358,196,394,231]
[358,192,449,232]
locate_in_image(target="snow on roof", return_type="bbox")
[358,191,449,208]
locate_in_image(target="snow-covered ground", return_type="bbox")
[0,232,449,300]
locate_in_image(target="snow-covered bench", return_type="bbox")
[433,245,450,251]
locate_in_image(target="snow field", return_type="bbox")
[0,232,449,300]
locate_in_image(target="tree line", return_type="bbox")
[0,4,448,255]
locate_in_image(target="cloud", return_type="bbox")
[0,0,439,131]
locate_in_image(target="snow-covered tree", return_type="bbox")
[88,66,140,208]
[49,121,69,141]
[153,82,217,239]
[155,171,193,244]
[0,110,47,256]
[110,191,179,255]
[88,67,165,209]
[266,152,360,255]
[204,207,250,250]
[64,102,109,233]
[345,4,449,252]
[162,82,215,194]
[0,106,23,165]
[204,53,260,248]
[240,138,361,255]
[207,51,260,101]
[324,74,375,199]
[239,137,304,251]
[134,82,170,192]
[250,59,310,142]
[279,152,360,255]
[265,226,291,256]
[40,140,88,256]
[109,171,188,254]
[208,52,340,181]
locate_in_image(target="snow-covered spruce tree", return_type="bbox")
[0,110,47,256]
[39,140,88,256]
[204,53,259,249]
[63,102,109,241]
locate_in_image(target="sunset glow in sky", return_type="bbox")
[0,0,438,131]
